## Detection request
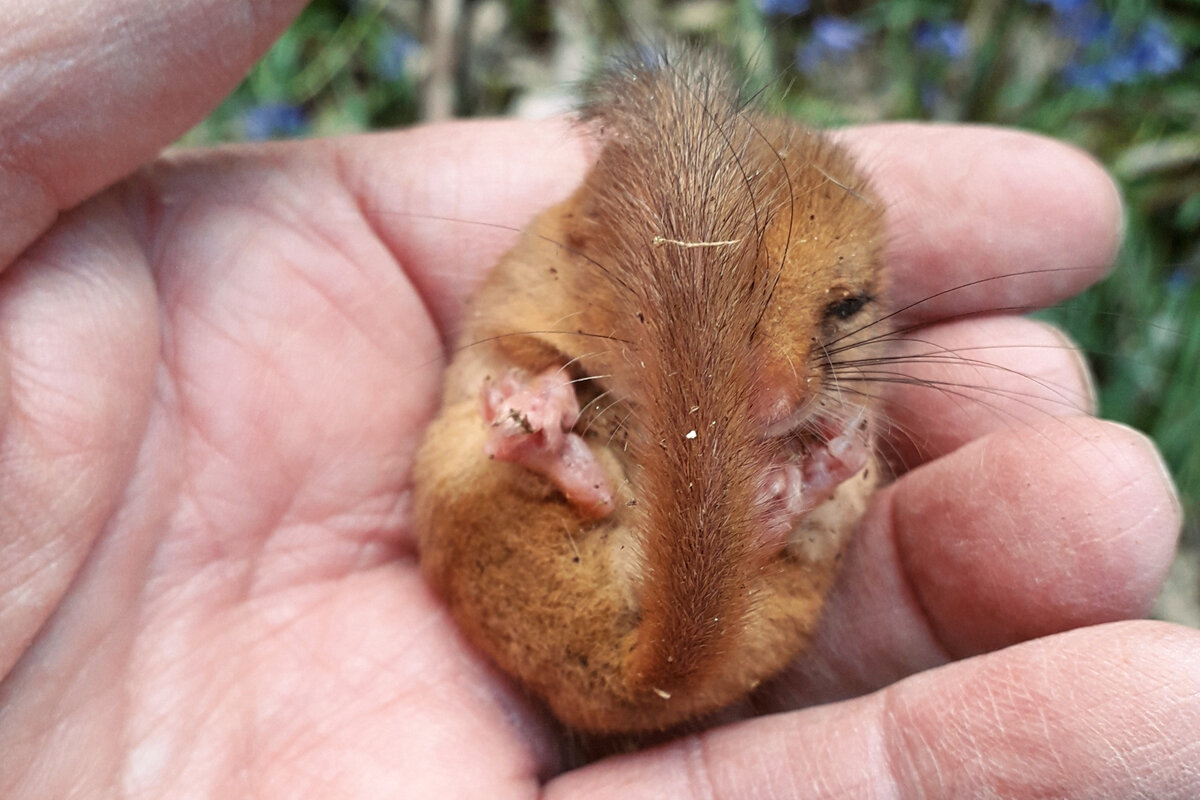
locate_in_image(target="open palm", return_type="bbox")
[2,3,1196,798]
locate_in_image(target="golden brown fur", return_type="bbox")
[413,49,884,733]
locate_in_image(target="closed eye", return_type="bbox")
[825,294,870,321]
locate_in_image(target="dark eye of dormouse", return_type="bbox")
[824,293,870,321]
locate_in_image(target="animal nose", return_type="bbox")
[753,380,815,437]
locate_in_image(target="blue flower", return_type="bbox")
[1026,0,1091,14]
[1168,269,1187,292]
[1060,16,1185,91]
[812,16,867,52]
[796,16,867,73]
[1128,20,1184,76]
[377,32,417,80]
[1054,6,1114,45]
[913,21,969,60]
[241,103,307,140]
[759,0,808,17]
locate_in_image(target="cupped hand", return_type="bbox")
[1,3,1196,798]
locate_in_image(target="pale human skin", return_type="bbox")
[1,1,1197,797]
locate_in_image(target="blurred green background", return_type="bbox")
[185,0,1199,621]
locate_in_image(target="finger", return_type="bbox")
[0,196,158,679]
[336,119,593,339]
[841,122,1123,322]
[864,315,1096,470]
[0,0,308,267]
[546,622,1200,799]
[342,121,1121,338]
[769,416,1180,706]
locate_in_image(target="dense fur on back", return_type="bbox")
[414,48,884,732]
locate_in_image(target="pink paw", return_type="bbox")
[759,414,871,549]
[481,368,615,518]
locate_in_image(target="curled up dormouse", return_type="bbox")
[413,47,885,734]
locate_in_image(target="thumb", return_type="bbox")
[0,0,307,267]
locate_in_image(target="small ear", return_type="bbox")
[494,334,574,377]
[561,196,598,255]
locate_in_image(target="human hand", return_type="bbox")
[1,2,1195,797]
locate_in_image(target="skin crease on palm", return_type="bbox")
[0,0,1197,797]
